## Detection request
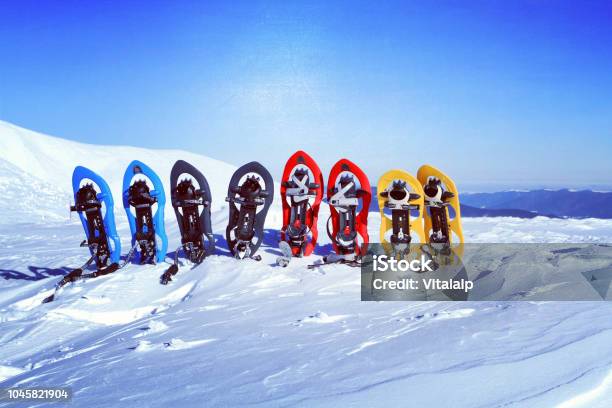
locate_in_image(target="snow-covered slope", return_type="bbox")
[1,121,612,407]
[0,158,68,224]
[0,120,237,213]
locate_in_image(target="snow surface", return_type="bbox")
[1,120,611,407]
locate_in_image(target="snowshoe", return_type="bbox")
[225,161,273,261]
[377,169,425,256]
[279,150,324,262]
[417,164,463,244]
[323,158,371,266]
[123,160,168,264]
[43,166,121,303]
[161,160,215,284]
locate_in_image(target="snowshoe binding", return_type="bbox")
[123,160,168,265]
[43,166,121,303]
[277,151,324,266]
[423,177,453,243]
[417,165,464,263]
[162,160,215,284]
[417,164,464,245]
[225,162,273,261]
[377,169,426,257]
[309,158,370,268]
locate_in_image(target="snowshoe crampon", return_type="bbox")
[279,150,324,261]
[377,169,426,256]
[162,160,215,284]
[325,158,371,263]
[417,164,463,245]
[225,161,273,260]
[43,166,121,303]
[123,160,168,264]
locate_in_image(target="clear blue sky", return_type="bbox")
[1,0,611,190]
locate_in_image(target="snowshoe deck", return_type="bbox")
[280,150,324,257]
[162,160,215,284]
[46,166,122,304]
[225,161,273,260]
[45,163,153,304]
[417,164,464,244]
[71,166,121,265]
[377,169,426,247]
[122,160,168,264]
[326,158,371,258]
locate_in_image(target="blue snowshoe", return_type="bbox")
[122,160,168,264]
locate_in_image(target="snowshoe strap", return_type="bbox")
[390,208,411,245]
[287,201,311,238]
[86,262,119,278]
[43,240,142,304]
[429,206,450,243]
[160,264,179,285]
[325,212,356,254]
[285,173,315,201]
[41,254,95,304]
[71,186,111,268]
[56,255,95,288]
[329,181,358,209]
[115,241,140,269]
[160,245,182,285]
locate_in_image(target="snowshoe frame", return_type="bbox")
[225,161,273,259]
[122,160,168,263]
[280,150,324,257]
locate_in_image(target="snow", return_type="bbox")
[464,216,612,243]
[0,120,611,407]
[0,120,236,214]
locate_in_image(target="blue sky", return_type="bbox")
[1,0,611,190]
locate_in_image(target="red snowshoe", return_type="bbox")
[279,150,324,259]
[324,158,371,264]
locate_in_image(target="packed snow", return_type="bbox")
[0,120,611,407]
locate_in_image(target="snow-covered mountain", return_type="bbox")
[0,120,237,213]
[1,120,612,407]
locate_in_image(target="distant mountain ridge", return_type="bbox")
[369,188,612,219]
[462,189,612,219]
[458,204,559,218]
